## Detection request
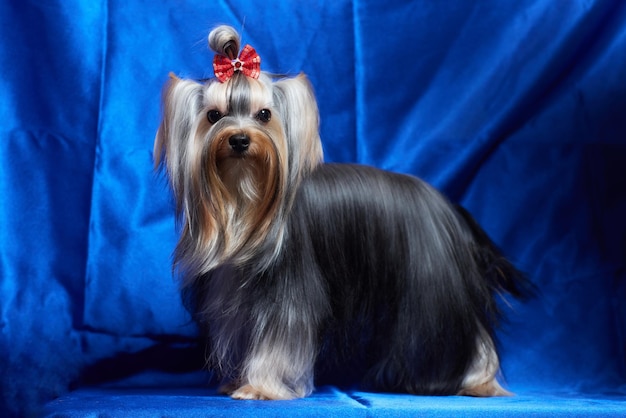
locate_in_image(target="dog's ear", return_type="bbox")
[154,75,205,195]
[272,74,323,175]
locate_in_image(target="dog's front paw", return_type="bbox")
[230,383,297,400]
[218,379,240,396]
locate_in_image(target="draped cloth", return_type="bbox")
[1,1,624,415]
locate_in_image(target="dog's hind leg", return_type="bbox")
[457,330,512,397]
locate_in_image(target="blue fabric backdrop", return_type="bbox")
[1,0,625,416]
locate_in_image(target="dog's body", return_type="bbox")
[155,25,528,400]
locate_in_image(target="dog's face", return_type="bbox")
[154,69,323,277]
[202,73,287,207]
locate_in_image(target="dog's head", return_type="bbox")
[154,25,323,277]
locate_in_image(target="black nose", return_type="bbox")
[228,133,250,153]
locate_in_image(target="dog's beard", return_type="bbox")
[217,157,264,205]
[213,130,283,210]
[214,135,285,255]
[173,119,289,281]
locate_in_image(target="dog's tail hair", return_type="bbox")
[454,205,534,310]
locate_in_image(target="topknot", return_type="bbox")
[208,25,241,60]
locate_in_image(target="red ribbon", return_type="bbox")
[213,44,261,82]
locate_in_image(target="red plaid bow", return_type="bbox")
[213,44,261,82]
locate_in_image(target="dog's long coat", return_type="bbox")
[155,25,529,400]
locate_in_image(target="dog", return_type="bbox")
[154,25,529,400]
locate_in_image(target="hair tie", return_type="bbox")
[213,44,261,83]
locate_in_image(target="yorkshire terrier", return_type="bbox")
[154,25,528,400]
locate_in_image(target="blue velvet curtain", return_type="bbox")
[1,0,625,415]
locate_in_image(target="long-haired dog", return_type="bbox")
[154,25,529,400]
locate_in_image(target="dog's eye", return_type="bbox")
[207,110,223,124]
[256,109,271,123]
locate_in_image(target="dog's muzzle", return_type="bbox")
[229,133,250,154]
